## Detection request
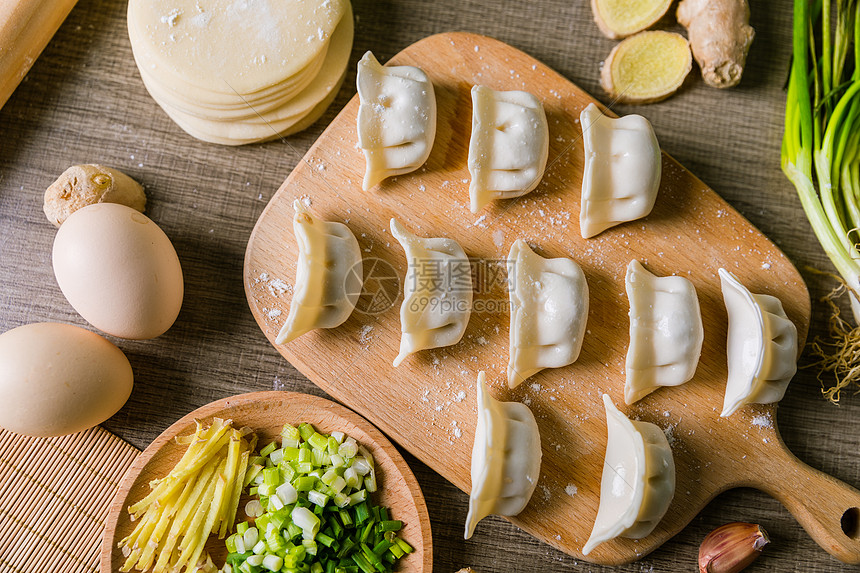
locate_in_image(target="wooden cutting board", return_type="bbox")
[244,32,860,565]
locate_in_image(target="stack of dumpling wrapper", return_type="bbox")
[127,0,354,145]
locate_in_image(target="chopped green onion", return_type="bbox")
[282,424,301,443]
[270,494,285,511]
[292,506,321,538]
[376,521,401,533]
[338,509,353,528]
[387,543,404,559]
[223,426,411,573]
[316,532,336,548]
[351,552,375,573]
[371,539,392,556]
[309,432,329,452]
[359,522,374,544]
[281,446,300,462]
[294,475,317,492]
[286,522,303,541]
[308,489,330,507]
[226,533,238,554]
[243,526,259,548]
[351,458,371,476]
[338,439,358,458]
[262,554,283,571]
[395,538,413,554]
[260,441,278,458]
[303,538,319,556]
[348,490,367,507]
[263,467,280,487]
[270,448,285,465]
[298,423,316,441]
[297,462,314,474]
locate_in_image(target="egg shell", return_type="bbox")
[52,203,184,339]
[0,322,133,437]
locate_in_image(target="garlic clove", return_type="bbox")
[698,522,770,573]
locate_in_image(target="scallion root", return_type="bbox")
[806,271,860,403]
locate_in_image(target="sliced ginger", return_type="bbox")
[591,0,674,39]
[600,31,692,104]
[677,0,755,88]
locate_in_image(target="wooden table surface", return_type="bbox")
[0,1,857,571]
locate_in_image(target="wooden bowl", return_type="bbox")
[100,391,432,572]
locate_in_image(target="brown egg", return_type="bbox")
[0,323,133,437]
[52,203,184,339]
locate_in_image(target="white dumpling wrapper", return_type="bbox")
[465,371,542,539]
[579,103,661,238]
[625,260,704,404]
[583,394,675,555]
[276,201,363,344]
[719,268,798,417]
[390,218,472,366]
[468,85,549,213]
[507,239,589,388]
[356,51,436,190]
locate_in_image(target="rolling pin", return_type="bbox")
[0,0,79,110]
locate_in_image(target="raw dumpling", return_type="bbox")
[579,103,661,238]
[390,218,472,366]
[719,268,798,417]
[583,394,675,555]
[468,85,549,213]
[625,260,704,404]
[275,201,363,344]
[465,371,542,539]
[357,51,437,190]
[507,240,589,388]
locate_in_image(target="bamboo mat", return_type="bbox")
[0,426,139,572]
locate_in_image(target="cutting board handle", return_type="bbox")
[753,443,860,563]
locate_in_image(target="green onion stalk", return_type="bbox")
[782,0,860,402]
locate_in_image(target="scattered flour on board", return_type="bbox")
[663,424,677,447]
[541,484,551,501]
[752,414,773,428]
[359,325,373,347]
[452,420,462,439]
[267,278,291,296]
[256,272,292,297]
[267,309,282,319]
[564,484,577,497]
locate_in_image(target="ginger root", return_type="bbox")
[601,31,692,104]
[590,0,674,39]
[677,0,755,88]
[43,164,146,227]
